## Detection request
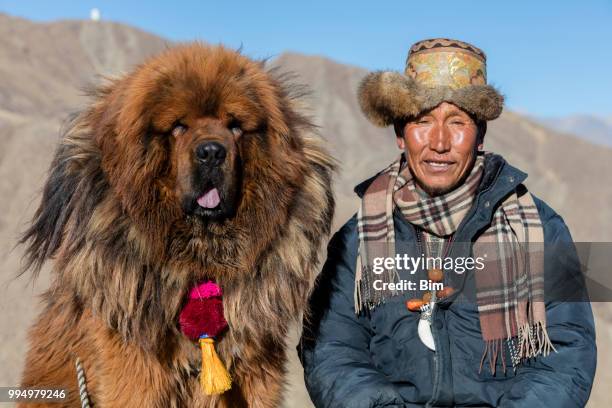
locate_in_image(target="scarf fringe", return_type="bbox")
[354,262,398,313]
[354,256,363,314]
[355,244,400,314]
[479,321,557,375]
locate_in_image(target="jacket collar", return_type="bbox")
[353,152,527,207]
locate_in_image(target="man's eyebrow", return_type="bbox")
[412,114,433,121]
[446,112,468,119]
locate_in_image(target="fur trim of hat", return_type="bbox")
[358,71,504,127]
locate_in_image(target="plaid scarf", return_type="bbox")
[355,152,555,372]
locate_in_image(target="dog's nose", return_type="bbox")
[195,142,226,167]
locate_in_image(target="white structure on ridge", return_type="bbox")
[90,8,101,22]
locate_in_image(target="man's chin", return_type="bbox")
[415,179,459,197]
[408,163,462,197]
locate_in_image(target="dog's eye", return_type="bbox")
[171,124,188,138]
[230,126,243,137]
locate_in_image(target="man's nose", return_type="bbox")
[429,125,451,153]
[195,141,226,167]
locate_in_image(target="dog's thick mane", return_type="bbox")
[20,47,335,356]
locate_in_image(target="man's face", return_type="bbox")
[397,102,481,196]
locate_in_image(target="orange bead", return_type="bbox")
[406,298,424,312]
[428,268,444,282]
[422,292,432,303]
[437,286,455,298]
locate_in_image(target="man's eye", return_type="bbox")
[171,123,188,138]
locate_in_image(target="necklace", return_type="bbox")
[407,228,454,350]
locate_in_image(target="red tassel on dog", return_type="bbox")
[179,281,231,395]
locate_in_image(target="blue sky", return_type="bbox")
[1,0,611,117]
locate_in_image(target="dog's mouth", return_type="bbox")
[197,187,221,210]
[190,184,227,220]
[183,177,238,221]
[179,145,241,222]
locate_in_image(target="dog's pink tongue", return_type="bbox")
[197,188,220,209]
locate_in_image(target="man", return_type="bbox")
[299,39,596,407]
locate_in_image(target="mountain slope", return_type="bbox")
[537,114,612,147]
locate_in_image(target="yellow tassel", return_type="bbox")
[199,337,232,395]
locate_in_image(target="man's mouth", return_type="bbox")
[423,160,455,172]
[197,187,221,209]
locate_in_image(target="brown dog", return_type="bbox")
[18,43,334,407]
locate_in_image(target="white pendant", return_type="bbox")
[418,319,436,350]
[418,302,436,351]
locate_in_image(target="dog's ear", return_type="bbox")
[19,114,107,278]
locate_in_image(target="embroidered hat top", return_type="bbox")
[358,38,504,127]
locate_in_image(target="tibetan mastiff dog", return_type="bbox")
[18,43,334,407]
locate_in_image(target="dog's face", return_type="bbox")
[154,106,244,222]
[94,44,302,236]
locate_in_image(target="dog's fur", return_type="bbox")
[18,43,334,407]
[358,71,504,126]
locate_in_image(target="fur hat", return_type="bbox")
[358,38,504,127]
